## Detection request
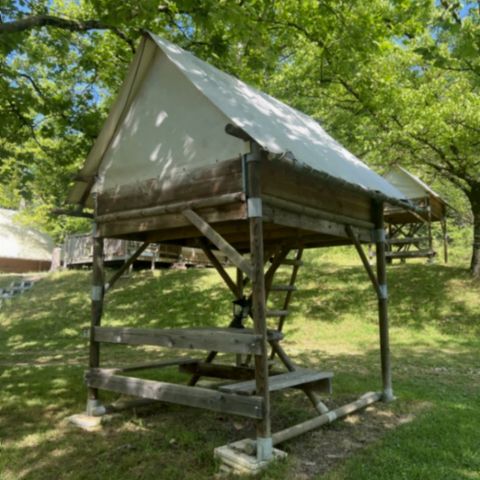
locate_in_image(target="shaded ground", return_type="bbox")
[0,247,479,479]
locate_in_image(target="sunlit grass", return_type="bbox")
[0,233,479,479]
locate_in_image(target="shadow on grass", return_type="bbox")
[0,341,479,480]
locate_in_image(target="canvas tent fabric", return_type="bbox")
[0,209,54,261]
[69,32,405,208]
[384,166,444,202]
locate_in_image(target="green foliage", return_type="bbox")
[1,1,479,265]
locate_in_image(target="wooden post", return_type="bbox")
[87,223,105,415]
[247,142,272,461]
[442,217,448,264]
[373,201,394,402]
[426,197,434,263]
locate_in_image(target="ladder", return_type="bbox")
[267,248,304,345]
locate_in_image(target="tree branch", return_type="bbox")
[0,14,136,53]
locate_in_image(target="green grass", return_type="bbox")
[0,236,479,479]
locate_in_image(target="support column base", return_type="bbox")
[214,439,286,476]
[86,398,107,416]
[381,389,395,402]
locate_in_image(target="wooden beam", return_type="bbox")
[104,241,149,292]
[197,239,239,297]
[96,192,245,224]
[182,208,253,279]
[262,203,372,243]
[85,370,264,419]
[373,201,394,402]
[180,362,258,381]
[110,357,199,373]
[88,233,104,402]
[345,225,381,298]
[263,194,374,230]
[94,326,271,355]
[247,142,272,459]
[271,392,381,446]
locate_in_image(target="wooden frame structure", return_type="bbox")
[64,33,419,465]
[80,137,406,462]
[384,167,449,263]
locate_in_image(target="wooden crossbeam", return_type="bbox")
[197,239,239,297]
[182,208,253,279]
[104,241,149,292]
[85,370,264,419]
[94,326,271,355]
[345,225,381,298]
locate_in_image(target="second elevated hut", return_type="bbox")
[384,166,448,263]
[67,32,414,472]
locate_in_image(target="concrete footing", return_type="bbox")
[67,414,102,431]
[214,439,287,476]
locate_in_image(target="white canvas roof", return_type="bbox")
[0,209,54,261]
[384,166,445,202]
[68,32,405,206]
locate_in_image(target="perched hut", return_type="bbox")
[67,33,414,471]
[383,166,448,263]
[0,208,53,273]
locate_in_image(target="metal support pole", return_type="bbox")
[373,201,394,402]
[247,142,272,461]
[87,223,106,415]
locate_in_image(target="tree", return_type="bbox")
[0,0,283,240]
[260,0,480,276]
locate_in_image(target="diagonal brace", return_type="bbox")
[345,225,381,298]
[182,209,253,279]
[104,241,150,293]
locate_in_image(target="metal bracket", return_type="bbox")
[91,286,103,301]
[378,284,388,300]
[373,228,386,243]
[247,197,263,218]
[256,437,273,461]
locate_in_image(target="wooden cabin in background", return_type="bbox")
[383,166,448,263]
[63,233,228,268]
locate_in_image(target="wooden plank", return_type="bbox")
[85,370,264,419]
[88,234,104,402]
[219,369,333,396]
[94,327,266,355]
[262,204,372,243]
[97,157,243,215]
[98,202,247,239]
[97,192,245,224]
[197,239,239,297]
[386,250,435,259]
[114,358,199,373]
[260,160,372,223]
[182,208,253,278]
[180,362,257,381]
[104,241,149,292]
[247,142,272,447]
[386,237,428,245]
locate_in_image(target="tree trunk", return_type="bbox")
[468,184,480,278]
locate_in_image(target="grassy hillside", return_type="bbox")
[0,238,479,480]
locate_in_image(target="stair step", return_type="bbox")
[386,250,436,259]
[270,285,297,292]
[266,310,289,317]
[219,369,333,396]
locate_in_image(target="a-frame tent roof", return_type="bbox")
[69,32,405,209]
[384,166,446,204]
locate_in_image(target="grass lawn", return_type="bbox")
[0,237,479,479]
